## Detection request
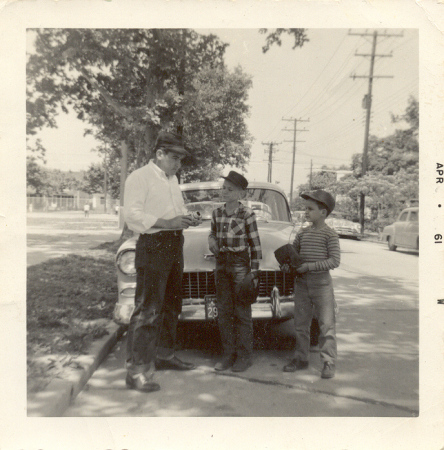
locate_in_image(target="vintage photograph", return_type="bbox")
[1,1,442,449]
[26,27,419,417]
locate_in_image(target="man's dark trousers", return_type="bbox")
[126,231,183,375]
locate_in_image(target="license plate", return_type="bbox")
[204,295,218,320]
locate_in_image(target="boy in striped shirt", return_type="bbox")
[284,189,340,378]
[208,171,262,373]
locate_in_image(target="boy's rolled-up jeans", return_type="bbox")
[293,271,337,364]
[215,249,252,359]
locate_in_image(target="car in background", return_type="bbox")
[325,217,362,240]
[381,207,419,252]
[114,181,299,326]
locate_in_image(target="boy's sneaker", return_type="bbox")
[283,359,309,372]
[231,357,252,373]
[215,353,236,371]
[126,372,160,392]
[321,362,335,379]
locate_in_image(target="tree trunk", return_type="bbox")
[119,141,128,230]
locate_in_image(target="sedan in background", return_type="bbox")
[325,217,362,240]
[114,181,299,326]
[381,207,419,252]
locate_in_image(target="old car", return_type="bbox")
[381,207,419,251]
[114,180,299,326]
[325,217,362,240]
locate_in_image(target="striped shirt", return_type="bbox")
[293,224,340,272]
[209,202,262,270]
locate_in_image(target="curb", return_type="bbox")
[27,322,126,417]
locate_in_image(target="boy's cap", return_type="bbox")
[222,171,248,190]
[301,190,335,214]
[154,131,190,156]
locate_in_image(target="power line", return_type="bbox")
[282,117,309,203]
[260,32,360,143]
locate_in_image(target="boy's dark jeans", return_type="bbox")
[215,250,252,359]
[293,271,337,365]
[126,231,184,375]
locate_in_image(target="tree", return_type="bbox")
[27,29,254,228]
[352,96,418,177]
[82,161,120,199]
[337,96,419,228]
[27,30,247,168]
[26,157,49,194]
[181,65,253,180]
[260,29,309,53]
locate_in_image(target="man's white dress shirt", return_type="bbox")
[123,160,187,234]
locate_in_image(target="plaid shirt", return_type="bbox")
[209,203,262,270]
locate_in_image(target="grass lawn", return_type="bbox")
[27,241,122,393]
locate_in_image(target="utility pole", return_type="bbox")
[261,141,281,183]
[309,159,313,189]
[349,29,402,233]
[282,117,309,205]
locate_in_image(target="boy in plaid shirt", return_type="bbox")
[208,171,262,373]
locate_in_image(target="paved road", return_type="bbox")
[63,238,419,417]
[27,211,122,266]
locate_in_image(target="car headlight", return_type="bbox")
[117,249,136,276]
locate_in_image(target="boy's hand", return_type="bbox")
[250,270,260,289]
[280,263,291,273]
[296,263,309,273]
[208,238,219,256]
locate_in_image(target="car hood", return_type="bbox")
[117,221,296,272]
[183,221,295,271]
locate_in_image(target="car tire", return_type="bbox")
[388,236,397,251]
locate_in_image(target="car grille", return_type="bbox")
[182,272,216,299]
[182,271,293,299]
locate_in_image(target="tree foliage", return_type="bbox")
[26,160,82,196]
[81,161,120,199]
[292,97,419,230]
[181,65,253,181]
[338,96,419,228]
[26,29,253,184]
[260,28,309,53]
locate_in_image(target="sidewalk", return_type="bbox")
[27,322,126,417]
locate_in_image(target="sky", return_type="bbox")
[28,28,418,195]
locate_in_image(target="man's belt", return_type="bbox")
[142,230,183,237]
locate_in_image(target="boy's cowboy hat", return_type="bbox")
[222,171,248,190]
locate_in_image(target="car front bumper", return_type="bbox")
[113,285,294,325]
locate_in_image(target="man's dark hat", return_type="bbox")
[300,189,335,214]
[154,131,190,156]
[222,171,248,190]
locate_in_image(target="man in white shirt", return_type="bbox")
[124,131,199,393]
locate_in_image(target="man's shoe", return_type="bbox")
[155,356,196,371]
[215,354,236,371]
[126,373,160,392]
[231,357,252,373]
[283,358,309,372]
[321,362,335,379]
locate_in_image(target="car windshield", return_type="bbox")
[182,188,291,222]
